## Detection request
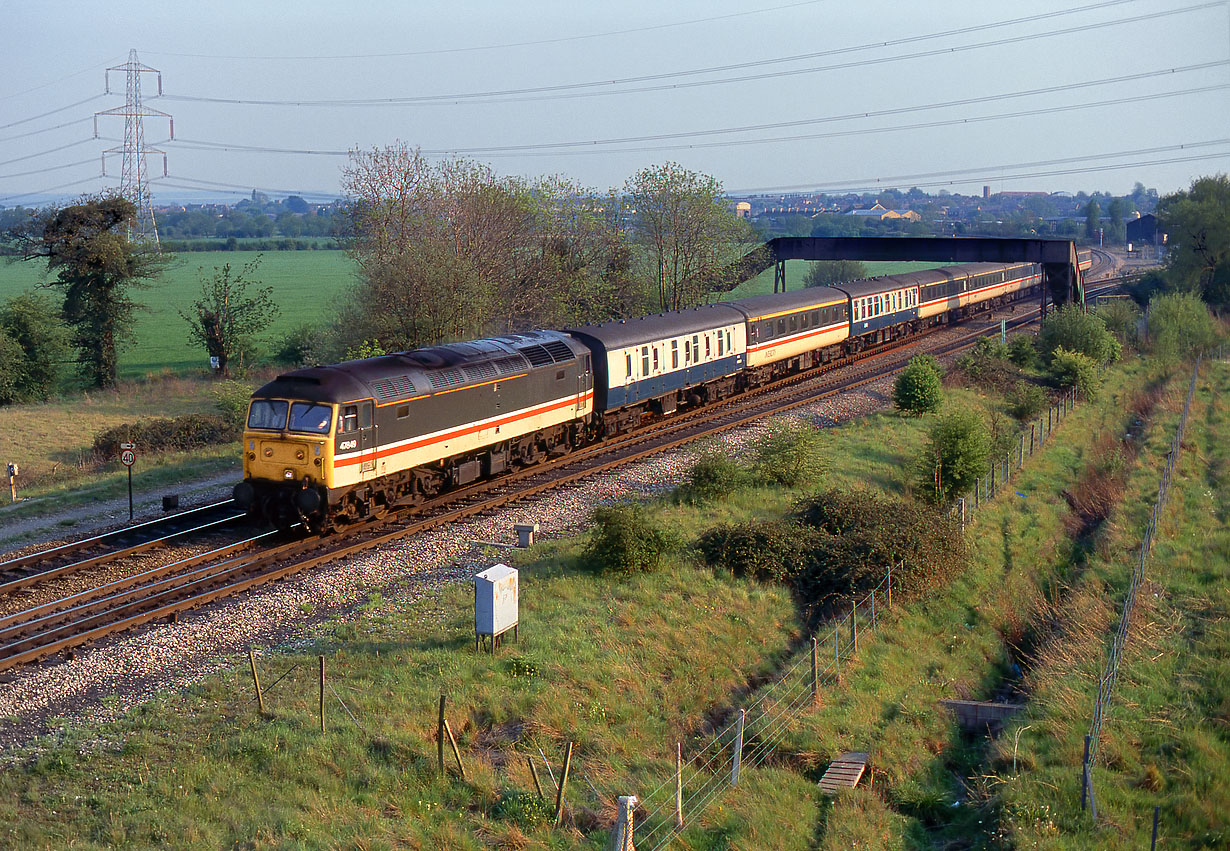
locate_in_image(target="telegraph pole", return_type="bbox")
[94,49,173,248]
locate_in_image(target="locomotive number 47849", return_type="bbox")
[339,439,358,451]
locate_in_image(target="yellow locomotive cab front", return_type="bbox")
[235,397,336,526]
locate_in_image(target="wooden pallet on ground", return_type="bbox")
[818,751,871,794]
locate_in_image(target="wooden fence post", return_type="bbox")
[528,755,544,799]
[810,637,819,705]
[318,656,325,733]
[553,742,574,826]
[248,650,265,716]
[444,719,466,779]
[731,710,746,786]
[438,695,446,776]
[675,743,684,829]
[1030,423,1035,454]
[609,795,638,851]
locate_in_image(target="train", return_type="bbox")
[234,252,1091,530]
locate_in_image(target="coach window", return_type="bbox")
[684,340,691,363]
[642,346,650,375]
[789,315,797,333]
[718,332,724,356]
[652,347,660,372]
[672,339,679,369]
[704,336,711,359]
[626,353,633,378]
[340,405,359,434]
[726,330,732,351]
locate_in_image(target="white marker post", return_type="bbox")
[120,443,136,521]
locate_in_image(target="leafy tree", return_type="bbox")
[893,356,943,416]
[0,293,69,402]
[8,195,170,387]
[1156,174,1230,310]
[179,257,278,378]
[1145,292,1218,362]
[1093,298,1141,346]
[1037,304,1120,365]
[0,330,24,405]
[1049,346,1102,397]
[342,144,636,350]
[1007,334,1038,367]
[1106,197,1130,244]
[1006,380,1047,421]
[1084,198,1101,242]
[625,162,757,310]
[803,259,867,288]
[917,406,991,504]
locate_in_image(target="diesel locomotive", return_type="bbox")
[235,253,1089,530]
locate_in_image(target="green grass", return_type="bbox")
[721,260,945,299]
[1,350,1222,849]
[0,250,356,377]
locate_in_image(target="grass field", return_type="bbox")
[0,250,356,377]
[6,345,1220,849]
[722,260,944,299]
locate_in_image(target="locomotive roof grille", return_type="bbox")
[462,361,498,382]
[428,367,465,391]
[517,345,556,367]
[543,340,575,363]
[494,355,530,375]
[369,375,416,402]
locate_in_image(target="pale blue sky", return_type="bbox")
[3,0,1228,204]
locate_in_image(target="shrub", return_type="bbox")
[1048,346,1102,398]
[910,353,943,377]
[1038,304,1119,365]
[1007,334,1037,367]
[893,357,943,416]
[1006,380,1047,422]
[675,440,749,505]
[213,380,255,431]
[1145,291,1218,362]
[972,336,1010,361]
[1094,299,1141,347]
[695,519,817,585]
[584,503,676,574]
[92,414,240,459]
[0,293,70,403]
[271,322,321,367]
[0,330,24,406]
[748,417,826,488]
[793,489,968,602]
[494,789,553,828]
[915,406,991,504]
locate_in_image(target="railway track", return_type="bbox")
[0,274,1121,673]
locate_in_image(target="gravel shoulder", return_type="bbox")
[0,352,933,754]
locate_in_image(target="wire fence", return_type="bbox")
[953,386,1079,528]
[631,561,902,850]
[1080,352,1212,821]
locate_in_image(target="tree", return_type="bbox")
[1037,304,1120,365]
[0,293,70,402]
[8,195,170,388]
[1144,292,1218,363]
[180,257,279,377]
[1106,197,1129,244]
[893,357,943,416]
[624,162,757,311]
[917,407,991,505]
[341,144,637,351]
[803,259,867,288]
[1084,198,1101,242]
[1156,174,1230,310]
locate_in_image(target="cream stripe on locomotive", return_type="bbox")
[328,389,594,489]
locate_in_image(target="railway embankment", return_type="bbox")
[0,346,1223,850]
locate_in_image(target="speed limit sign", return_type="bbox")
[120,449,136,467]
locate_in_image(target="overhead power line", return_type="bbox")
[157,2,1219,107]
[0,56,123,102]
[0,116,93,144]
[0,176,103,205]
[0,138,95,168]
[157,67,1229,159]
[730,151,1230,196]
[141,0,1148,61]
[0,94,107,131]
[0,158,98,180]
[728,139,1230,194]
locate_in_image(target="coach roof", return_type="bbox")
[567,304,745,351]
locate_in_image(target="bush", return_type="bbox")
[1048,346,1102,398]
[1007,334,1037,367]
[893,357,943,416]
[0,330,23,405]
[92,414,240,459]
[271,322,321,367]
[916,406,991,504]
[1038,304,1119,365]
[1145,292,1218,362]
[793,489,968,602]
[972,336,1010,361]
[675,440,749,505]
[213,380,254,431]
[584,503,677,574]
[749,417,826,488]
[695,519,817,585]
[1006,381,1047,422]
[494,789,553,828]
[0,293,69,403]
[1094,299,1141,347]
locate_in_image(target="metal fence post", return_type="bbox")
[850,602,858,654]
[731,710,746,786]
[675,744,683,829]
[810,637,819,705]
[1081,733,1091,811]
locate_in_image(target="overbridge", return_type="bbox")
[732,236,1085,310]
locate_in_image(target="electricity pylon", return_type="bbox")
[94,49,173,247]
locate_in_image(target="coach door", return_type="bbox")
[576,355,590,414]
[358,401,378,479]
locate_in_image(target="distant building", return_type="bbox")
[1125,213,1163,245]
[846,202,920,221]
[735,201,752,218]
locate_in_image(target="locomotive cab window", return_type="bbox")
[340,405,359,434]
[289,402,333,435]
[247,399,288,431]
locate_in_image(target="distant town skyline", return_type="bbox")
[4,0,1228,206]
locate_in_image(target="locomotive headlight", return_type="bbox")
[314,458,322,466]
[264,447,273,457]
[248,452,256,461]
[284,469,295,479]
[295,450,305,460]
